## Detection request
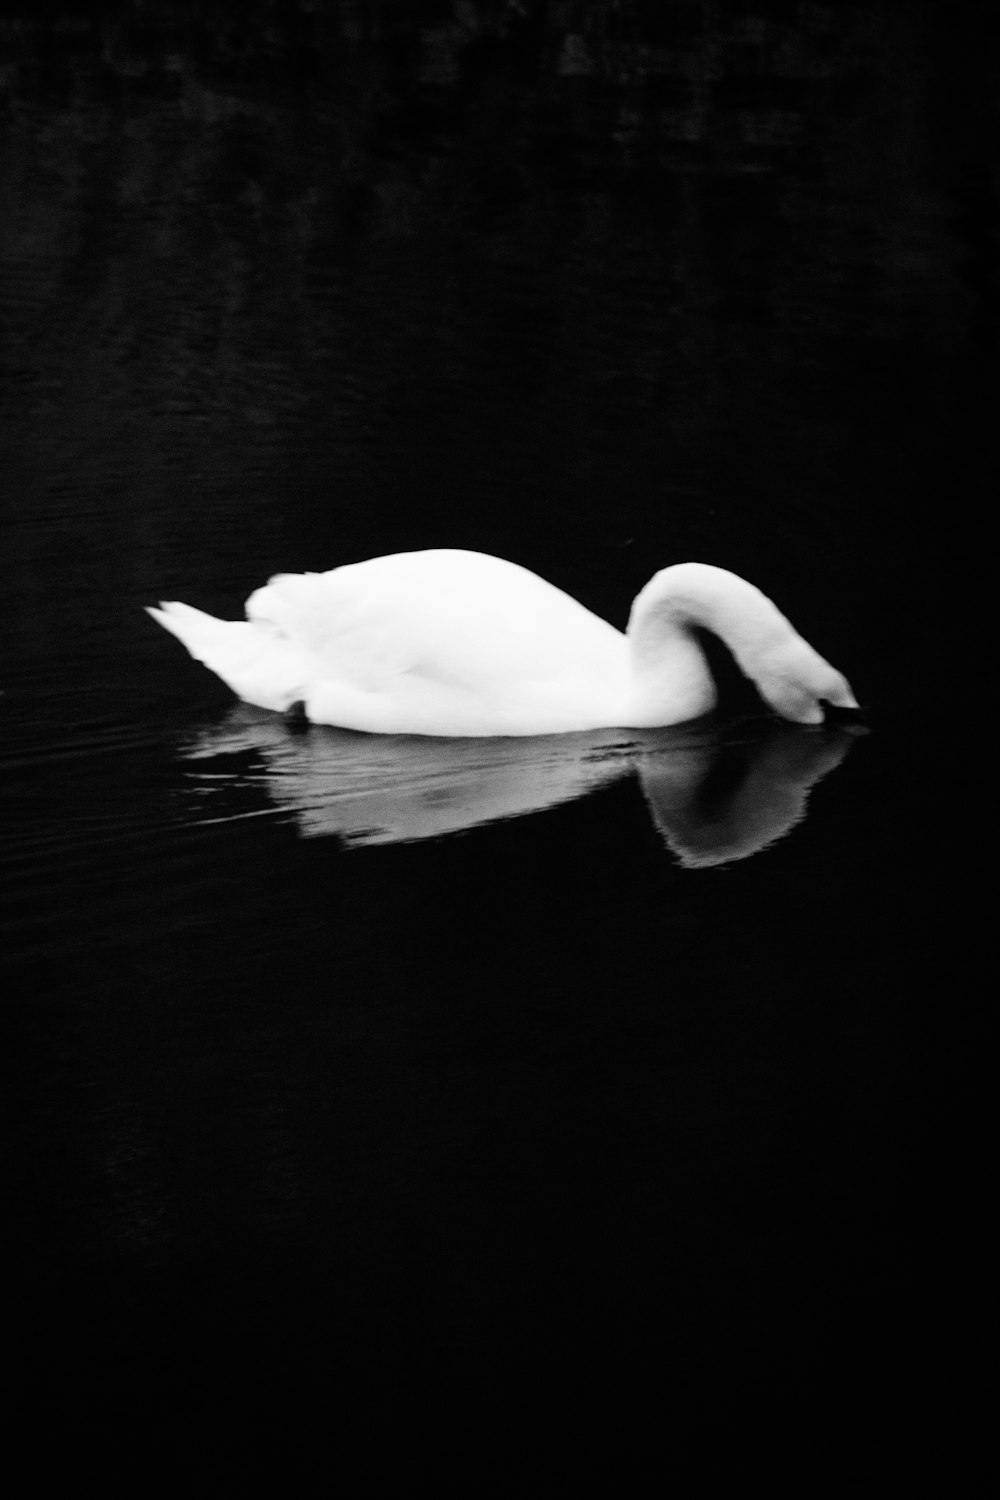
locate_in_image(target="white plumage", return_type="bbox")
[147,548,856,736]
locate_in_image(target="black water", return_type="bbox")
[1,4,987,1488]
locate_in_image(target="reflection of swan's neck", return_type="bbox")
[625,563,829,725]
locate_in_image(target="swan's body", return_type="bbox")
[147,549,857,736]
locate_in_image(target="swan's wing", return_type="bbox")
[247,551,627,701]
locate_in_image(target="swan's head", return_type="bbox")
[753,638,859,725]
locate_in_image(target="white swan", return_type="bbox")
[147,549,857,736]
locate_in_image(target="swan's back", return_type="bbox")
[251,550,621,685]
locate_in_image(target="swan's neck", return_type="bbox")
[625,563,852,726]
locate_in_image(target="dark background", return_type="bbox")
[1,1,989,1489]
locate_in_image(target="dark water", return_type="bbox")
[1,3,987,1487]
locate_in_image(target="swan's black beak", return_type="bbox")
[821,701,869,732]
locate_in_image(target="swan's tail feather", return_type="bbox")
[146,602,307,712]
[146,602,248,659]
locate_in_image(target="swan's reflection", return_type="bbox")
[179,705,862,865]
